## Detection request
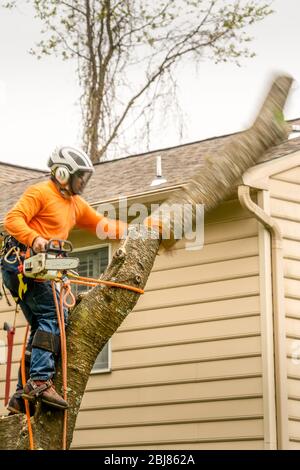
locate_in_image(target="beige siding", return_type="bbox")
[0,199,263,449]
[70,199,263,449]
[270,168,300,448]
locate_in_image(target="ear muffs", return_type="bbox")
[54,166,70,185]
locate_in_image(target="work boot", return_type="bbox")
[22,378,68,410]
[7,390,35,416]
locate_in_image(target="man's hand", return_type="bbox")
[32,236,48,253]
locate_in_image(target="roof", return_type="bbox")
[1,119,300,221]
[0,162,46,186]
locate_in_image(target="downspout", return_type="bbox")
[238,184,289,450]
[254,189,277,450]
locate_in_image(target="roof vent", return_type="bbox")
[150,155,167,187]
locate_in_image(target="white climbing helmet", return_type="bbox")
[48,146,95,195]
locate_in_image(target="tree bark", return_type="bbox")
[0,75,293,449]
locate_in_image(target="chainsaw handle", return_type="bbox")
[45,239,73,254]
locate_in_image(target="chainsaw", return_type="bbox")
[23,239,79,280]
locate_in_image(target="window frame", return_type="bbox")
[72,242,112,374]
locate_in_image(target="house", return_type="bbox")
[1,120,300,449]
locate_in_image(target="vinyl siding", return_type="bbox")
[270,167,300,448]
[71,199,263,449]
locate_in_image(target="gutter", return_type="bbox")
[238,184,289,450]
[88,183,185,209]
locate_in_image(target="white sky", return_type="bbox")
[0,0,299,170]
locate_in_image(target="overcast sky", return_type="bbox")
[0,0,299,170]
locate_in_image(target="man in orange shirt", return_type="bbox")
[1,146,126,414]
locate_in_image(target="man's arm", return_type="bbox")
[75,197,127,240]
[4,186,44,247]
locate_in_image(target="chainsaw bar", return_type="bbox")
[23,253,79,278]
[45,257,79,270]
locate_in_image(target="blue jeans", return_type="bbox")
[1,260,68,388]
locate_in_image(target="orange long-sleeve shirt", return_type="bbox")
[4,180,126,246]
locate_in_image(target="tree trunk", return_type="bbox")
[0,75,292,449]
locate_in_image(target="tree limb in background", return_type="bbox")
[1,0,273,161]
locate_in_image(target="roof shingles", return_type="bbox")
[1,127,300,221]
[0,162,46,186]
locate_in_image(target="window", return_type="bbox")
[72,245,111,373]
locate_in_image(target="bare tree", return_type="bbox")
[0,75,293,449]
[2,0,272,161]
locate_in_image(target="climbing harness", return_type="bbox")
[1,235,29,302]
[2,237,144,450]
